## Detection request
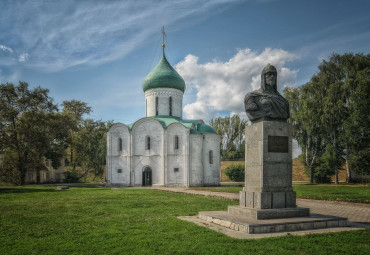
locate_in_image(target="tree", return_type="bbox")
[285,53,370,183]
[341,56,370,180]
[284,82,325,184]
[73,119,109,181]
[0,82,68,184]
[61,100,91,170]
[209,115,247,160]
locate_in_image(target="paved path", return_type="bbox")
[151,187,370,225]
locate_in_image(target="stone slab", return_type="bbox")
[198,211,348,234]
[179,216,365,239]
[228,205,310,220]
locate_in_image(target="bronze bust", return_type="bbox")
[244,64,290,122]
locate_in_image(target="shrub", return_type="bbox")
[225,164,244,182]
[64,170,80,183]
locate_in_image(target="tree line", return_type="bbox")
[0,82,110,185]
[283,53,369,183]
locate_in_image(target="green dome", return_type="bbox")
[142,54,186,92]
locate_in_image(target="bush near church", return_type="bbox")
[225,164,244,182]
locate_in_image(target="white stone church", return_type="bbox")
[106,47,220,187]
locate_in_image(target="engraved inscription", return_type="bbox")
[268,136,288,153]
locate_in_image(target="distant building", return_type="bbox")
[106,45,220,187]
[25,159,65,183]
[0,155,65,184]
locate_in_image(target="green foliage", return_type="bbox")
[0,82,68,184]
[73,119,110,181]
[0,187,369,254]
[225,164,244,182]
[314,144,344,183]
[0,82,110,184]
[63,169,80,183]
[284,53,370,183]
[209,115,247,160]
[343,67,370,176]
[61,100,92,171]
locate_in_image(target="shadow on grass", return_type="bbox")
[0,188,59,194]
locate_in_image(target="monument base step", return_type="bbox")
[198,211,348,234]
[228,205,310,220]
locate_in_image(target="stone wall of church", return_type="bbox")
[165,123,189,186]
[189,134,204,186]
[107,119,220,187]
[202,133,221,185]
[106,123,131,186]
[131,118,164,186]
[145,88,183,118]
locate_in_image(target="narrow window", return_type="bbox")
[209,150,213,164]
[118,138,122,151]
[117,169,122,173]
[174,135,179,150]
[169,96,172,116]
[146,136,151,150]
[174,168,179,172]
[155,97,159,116]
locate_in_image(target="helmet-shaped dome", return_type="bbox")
[142,54,186,92]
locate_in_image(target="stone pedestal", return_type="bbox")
[232,121,309,219]
[197,121,348,234]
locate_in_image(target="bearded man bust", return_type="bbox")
[244,64,290,122]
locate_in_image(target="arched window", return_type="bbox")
[146,136,151,150]
[169,96,172,116]
[174,135,179,150]
[118,138,122,151]
[209,150,213,164]
[155,97,159,116]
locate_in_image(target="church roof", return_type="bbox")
[142,53,186,92]
[127,115,217,134]
[150,116,216,134]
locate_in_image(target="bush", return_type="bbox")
[64,170,80,183]
[225,164,244,182]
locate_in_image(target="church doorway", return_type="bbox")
[142,167,152,186]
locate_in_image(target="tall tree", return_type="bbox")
[0,82,67,184]
[284,85,324,184]
[61,100,91,170]
[340,54,370,180]
[285,53,370,183]
[73,119,109,181]
[209,115,247,160]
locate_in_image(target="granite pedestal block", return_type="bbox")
[197,121,348,234]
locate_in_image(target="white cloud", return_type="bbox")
[176,48,298,120]
[0,44,13,53]
[0,0,239,72]
[18,53,30,62]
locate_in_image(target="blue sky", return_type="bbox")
[1,0,369,125]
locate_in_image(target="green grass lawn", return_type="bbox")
[294,184,370,203]
[0,186,369,254]
[192,184,370,203]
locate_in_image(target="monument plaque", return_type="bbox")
[268,135,288,153]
